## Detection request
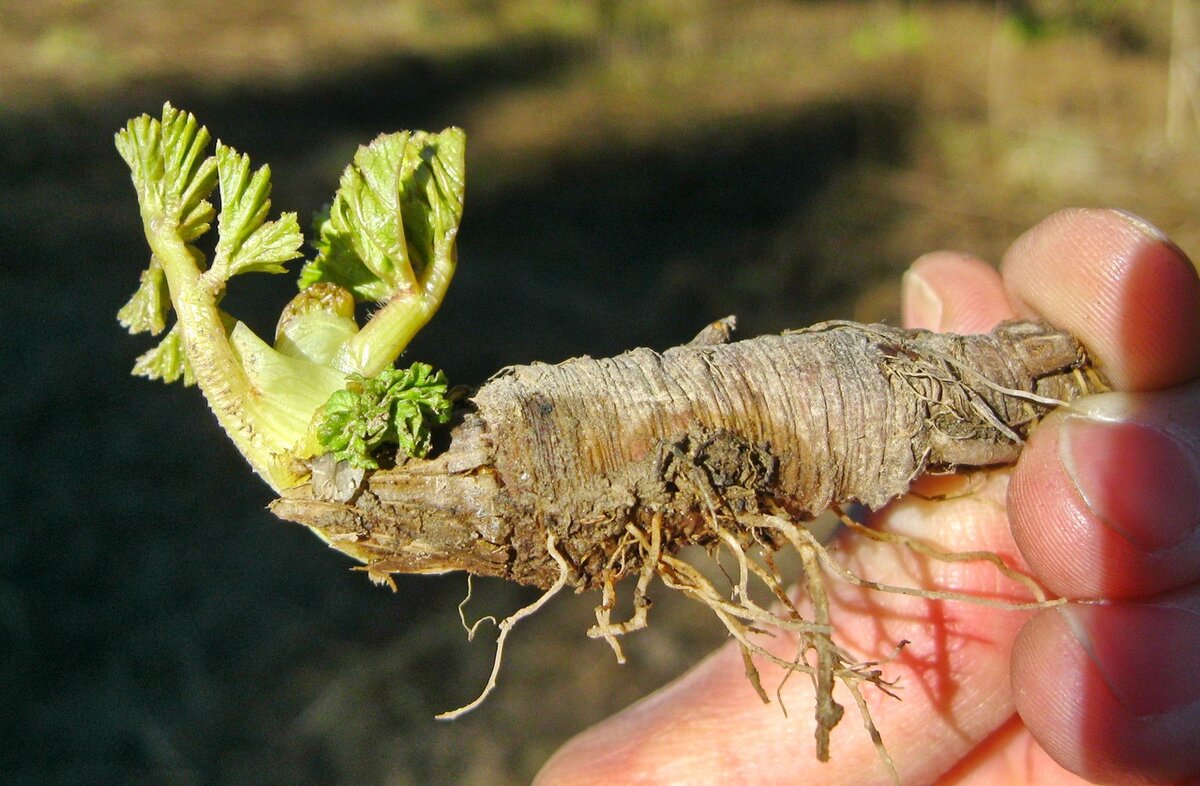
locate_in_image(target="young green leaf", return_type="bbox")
[298,128,465,300]
[116,103,218,232]
[298,128,465,376]
[310,363,452,469]
[210,144,304,281]
[117,258,170,335]
[299,132,412,300]
[397,128,466,288]
[116,104,219,343]
[132,324,195,385]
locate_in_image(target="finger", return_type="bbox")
[1002,208,1200,392]
[1005,210,1200,598]
[1011,588,1200,785]
[1009,384,1200,599]
[901,252,1014,333]
[537,474,1037,785]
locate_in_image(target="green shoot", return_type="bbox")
[300,128,465,376]
[308,363,452,469]
[116,104,464,491]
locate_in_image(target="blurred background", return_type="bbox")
[3,1,1199,783]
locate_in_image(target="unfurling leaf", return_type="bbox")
[298,128,465,303]
[132,324,195,385]
[311,363,452,468]
[118,258,170,335]
[211,144,304,280]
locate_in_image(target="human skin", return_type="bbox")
[534,208,1200,786]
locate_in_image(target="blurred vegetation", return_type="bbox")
[3,1,1199,784]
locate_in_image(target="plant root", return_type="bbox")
[436,533,571,721]
[272,318,1109,777]
[588,513,664,662]
[576,497,1062,784]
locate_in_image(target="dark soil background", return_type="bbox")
[3,2,1198,783]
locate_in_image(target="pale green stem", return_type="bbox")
[333,246,457,377]
[145,217,285,488]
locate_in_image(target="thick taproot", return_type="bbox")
[271,320,1107,590]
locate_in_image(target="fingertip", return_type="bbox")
[902,252,1014,333]
[1010,610,1086,771]
[901,265,944,331]
[1008,388,1200,600]
[1013,599,1200,785]
[1002,208,1200,391]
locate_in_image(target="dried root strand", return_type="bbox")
[436,533,571,721]
[834,506,1051,604]
[797,527,845,762]
[588,513,664,662]
[574,496,1065,784]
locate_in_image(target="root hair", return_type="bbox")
[575,499,1063,784]
[437,533,571,721]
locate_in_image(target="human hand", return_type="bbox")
[535,209,1200,785]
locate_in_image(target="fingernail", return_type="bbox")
[1058,602,1200,717]
[1110,209,1194,274]
[1060,395,1200,551]
[1109,208,1172,244]
[901,269,943,330]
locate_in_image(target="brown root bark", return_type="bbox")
[270,318,1108,775]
